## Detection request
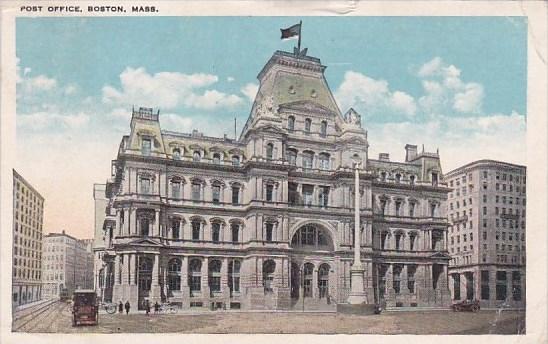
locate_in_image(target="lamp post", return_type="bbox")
[347,156,367,304]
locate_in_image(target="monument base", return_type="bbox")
[337,303,378,315]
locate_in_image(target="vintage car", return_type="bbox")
[452,299,480,312]
[72,290,99,326]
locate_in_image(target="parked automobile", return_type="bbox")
[452,299,480,312]
[72,290,99,326]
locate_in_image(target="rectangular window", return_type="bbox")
[231,186,240,205]
[319,186,329,208]
[512,271,521,301]
[496,271,507,300]
[140,178,151,194]
[265,223,274,242]
[231,224,239,243]
[192,222,200,240]
[171,182,181,198]
[302,185,314,207]
[266,184,274,202]
[481,270,490,300]
[141,138,151,156]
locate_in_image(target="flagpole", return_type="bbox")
[297,20,302,54]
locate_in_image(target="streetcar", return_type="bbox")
[59,287,70,302]
[71,290,99,326]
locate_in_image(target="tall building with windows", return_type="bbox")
[445,160,526,308]
[42,231,94,298]
[12,170,44,307]
[94,49,451,311]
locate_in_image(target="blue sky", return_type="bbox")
[15,17,527,238]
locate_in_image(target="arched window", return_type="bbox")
[231,184,240,205]
[171,218,180,239]
[409,175,416,185]
[288,116,295,131]
[263,260,276,293]
[287,149,297,166]
[304,118,311,133]
[302,151,314,171]
[212,153,221,165]
[319,153,330,170]
[290,225,333,250]
[228,260,241,294]
[138,257,153,292]
[231,223,240,243]
[232,155,240,167]
[191,220,201,241]
[320,121,327,137]
[193,151,201,162]
[395,173,401,183]
[208,260,222,293]
[171,178,182,199]
[191,180,202,201]
[318,264,330,298]
[211,222,221,243]
[211,182,221,204]
[266,143,274,160]
[188,259,202,295]
[380,172,387,181]
[303,263,314,297]
[172,148,181,160]
[168,258,181,291]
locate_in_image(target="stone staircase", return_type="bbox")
[291,297,336,312]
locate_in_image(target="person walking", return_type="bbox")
[124,300,130,315]
[118,301,123,314]
[145,299,151,316]
[154,301,160,314]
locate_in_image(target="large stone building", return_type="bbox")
[42,231,94,299]
[94,49,452,311]
[446,160,526,309]
[12,170,44,307]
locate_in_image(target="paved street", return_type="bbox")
[14,301,525,334]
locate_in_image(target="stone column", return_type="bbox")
[312,267,319,298]
[201,257,209,296]
[129,208,136,236]
[154,209,160,237]
[151,253,161,302]
[121,254,129,285]
[123,208,130,236]
[116,209,121,236]
[179,219,184,240]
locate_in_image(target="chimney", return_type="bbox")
[379,153,390,161]
[405,144,418,162]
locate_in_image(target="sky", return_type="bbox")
[15,17,527,239]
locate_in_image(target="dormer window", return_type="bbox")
[288,116,295,132]
[320,121,327,137]
[432,172,439,186]
[304,118,311,134]
[141,138,151,156]
[193,151,201,162]
[172,148,181,160]
[232,155,240,167]
[212,153,221,164]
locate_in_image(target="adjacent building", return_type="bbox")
[446,160,526,308]
[42,231,94,299]
[94,48,452,311]
[12,170,45,307]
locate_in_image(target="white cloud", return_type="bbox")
[64,84,78,95]
[368,112,526,171]
[227,76,235,82]
[416,57,484,115]
[160,113,193,132]
[335,71,417,117]
[241,82,259,102]
[17,111,90,131]
[102,67,243,111]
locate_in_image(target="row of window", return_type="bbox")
[287,116,328,137]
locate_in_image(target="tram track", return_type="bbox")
[13,300,67,332]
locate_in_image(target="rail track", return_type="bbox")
[13,299,67,332]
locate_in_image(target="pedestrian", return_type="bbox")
[154,301,160,314]
[124,300,130,315]
[118,301,123,314]
[145,299,151,316]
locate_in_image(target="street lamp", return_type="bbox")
[347,155,367,304]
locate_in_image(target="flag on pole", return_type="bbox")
[280,23,301,40]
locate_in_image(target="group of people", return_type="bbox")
[117,301,131,314]
[117,300,161,315]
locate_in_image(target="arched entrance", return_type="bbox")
[137,256,153,309]
[318,263,330,298]
[289,223,335,303]
[263,260,276,293]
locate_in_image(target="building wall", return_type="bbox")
[42,232,95,298]
[446,161,526,308]
[12,170,44,307]
[94,50,452,311]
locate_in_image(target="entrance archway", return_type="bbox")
[137,256,153,309]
